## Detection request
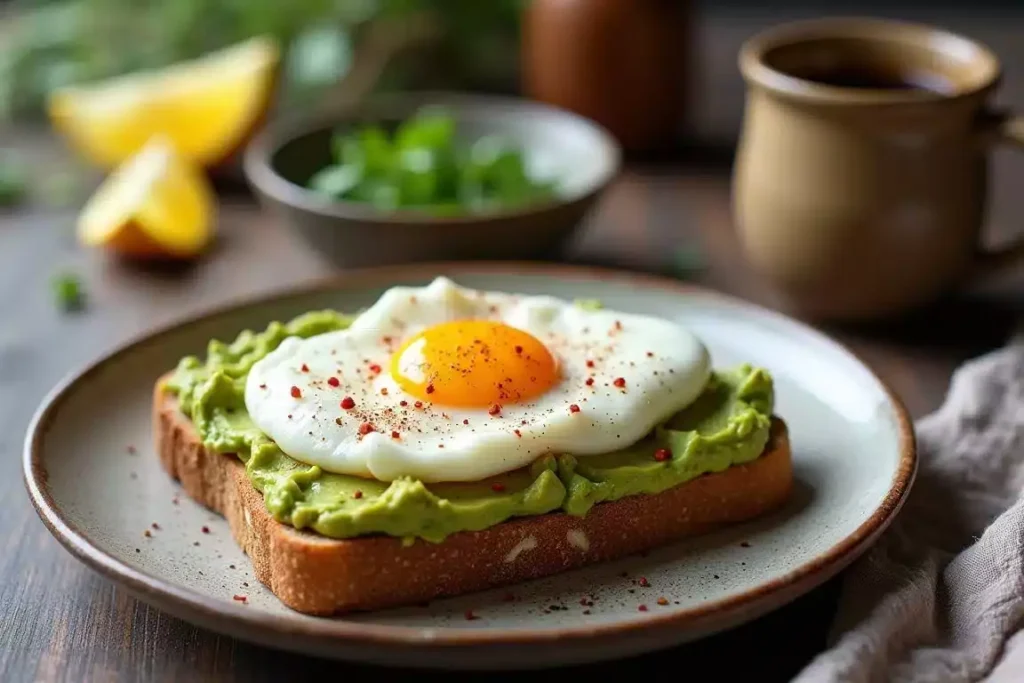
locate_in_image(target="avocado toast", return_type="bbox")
[155,280,792,615]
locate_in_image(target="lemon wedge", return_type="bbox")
[78,137,215,259]
[49,36,279,170]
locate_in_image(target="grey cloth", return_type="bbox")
[795,340,1024,683]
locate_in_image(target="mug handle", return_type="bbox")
[972,111,1024,279]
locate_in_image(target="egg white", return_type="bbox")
[243,277,711,482]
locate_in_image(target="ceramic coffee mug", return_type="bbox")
[733,18,1024,320]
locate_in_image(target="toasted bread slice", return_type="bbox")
[154,374,792,615]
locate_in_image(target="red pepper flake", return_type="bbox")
[290,386,302,398]
[391,431,400,440]
[585,377,595,386]
[586,360,595,368]
[151,522,160,530]
[126,445,137,455]
[646,351,654,358]
[569,404,581,414]
[654,448,671,462]
[341,396,355,410]
[657,597,669,606]
[259,383,267,389]
[143,529,152,538]
[414,401,424,409]
[488,403,502,416]
[514,345,523,354]
[491,482,506,492]
[638,576,650,587]
[300,363,309,373]
[358,422,375,436]
[613,320,623,331]
[613,377,626,388]
[463,419,469,425]
[464,610,480,621]
[380,387,389,396]
[232,595,248,603]
[368,363,382,374]
[425,383,435,394]
[637,604,648,612]
[353,490,363,499]
[201,526,210,534]
[513,429,522,438]
[327,376,340,387]
[400,400,409,407]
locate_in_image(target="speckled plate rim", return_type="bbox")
[24,261,917,651]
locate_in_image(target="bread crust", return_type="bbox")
[154,376,792,615]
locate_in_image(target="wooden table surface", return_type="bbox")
[3,9,1024,683]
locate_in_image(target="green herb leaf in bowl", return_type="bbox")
[307,110,558,214]
[308,164,361,199]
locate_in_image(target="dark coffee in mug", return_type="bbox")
[794,64,955,93]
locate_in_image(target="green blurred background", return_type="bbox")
[0,0,525,122]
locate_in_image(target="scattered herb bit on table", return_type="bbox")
[307,109,558,214]
[51,272,85,312]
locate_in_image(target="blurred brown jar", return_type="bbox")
[522,0,692,152]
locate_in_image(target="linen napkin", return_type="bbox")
[794,336,1024,683]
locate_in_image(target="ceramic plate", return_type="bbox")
[24,263,915,669]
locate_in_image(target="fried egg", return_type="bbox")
[243,277,710,482]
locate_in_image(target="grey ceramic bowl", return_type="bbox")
[243,93,621,268]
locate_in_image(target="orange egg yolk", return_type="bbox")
[390,320,559,408]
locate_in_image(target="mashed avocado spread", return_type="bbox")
[166,310,774,543]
